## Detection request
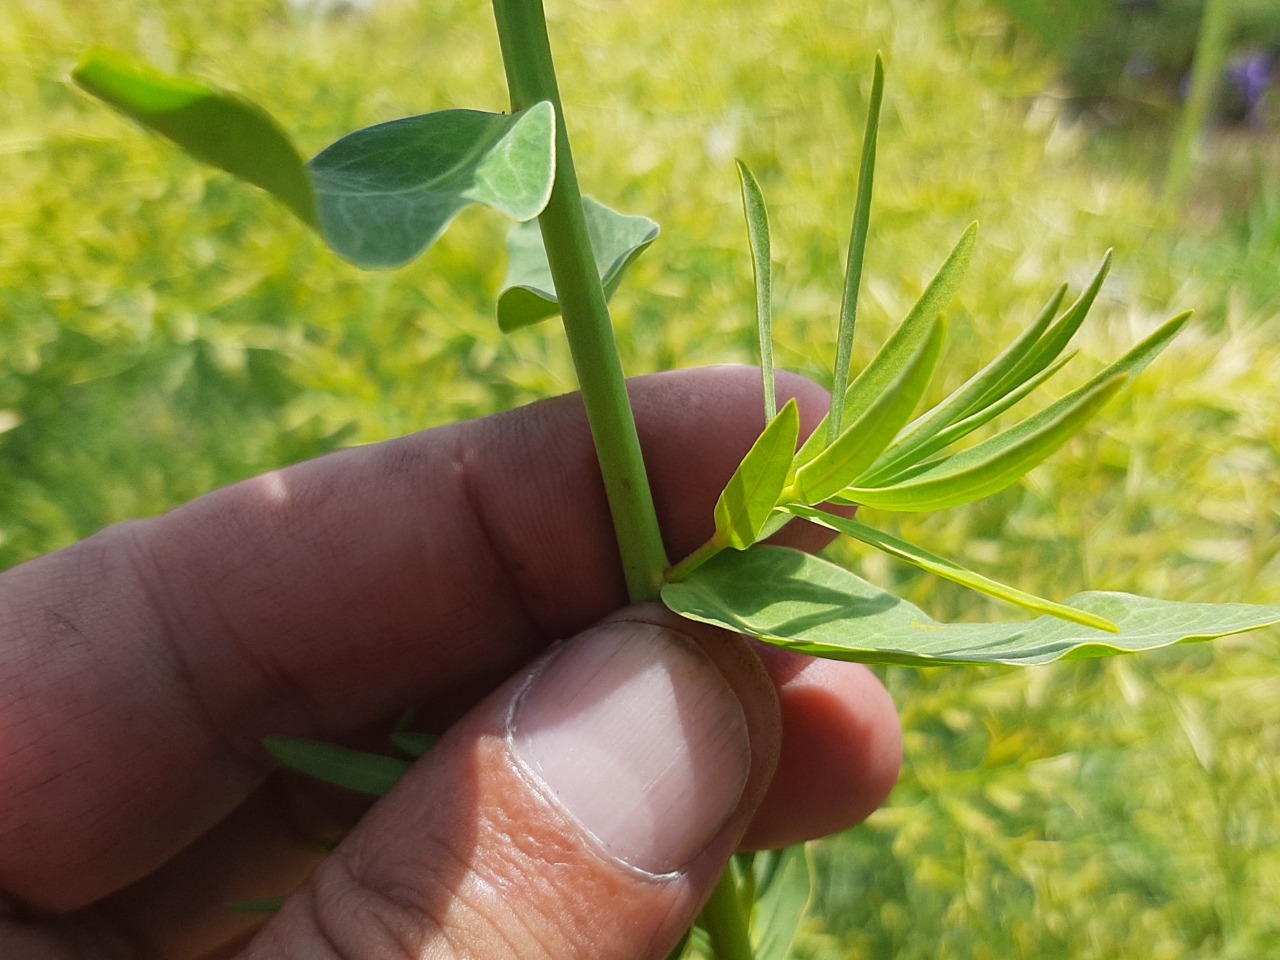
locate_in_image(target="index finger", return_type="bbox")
[0,367,834,909]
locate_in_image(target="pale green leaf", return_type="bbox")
[793,316,945,505]
[660,546,1280,667]
[73,49,318,226]
[715,399,801,549]
[309,103,556,268]
[785,505,1118,630]
[828,53,885,441]
[837,374,1125,512]
[865,284,1068,479]
[737,160,776,421]
[750,845,815,960]
[795,223,977,467]
[263,736,410,796]
[840,309,1192,510]
[497,197,660,331]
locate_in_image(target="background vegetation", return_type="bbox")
[3,0,1278,956]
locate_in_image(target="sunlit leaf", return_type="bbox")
[714,399,800,549]
[73,49,318,226]
[793,316,945,505]
[309,103,556,268]
[840,309,1191,510]
[785,505,1117,630]
[865,284,1068,479]
[263,736,410,796]
[75,50,557,270]
[828,53,884,442]
[749,845,815,960]
[838,374,1125,511]
[497,197,660,331]
[795,223,977,467]
[736,160,776,421]
[660,546,1280,667]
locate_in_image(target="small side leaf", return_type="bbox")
[263,736,411,796]
[309,103,556,268]
[73,49,318,226]
[714,399,801,549]
[792,316,945,505]
[660,546,1280,667]
[749,845,815,960]
[498,197,660,331]
[737,160,776,421]
[785,505,1118,631]
[794,223,977,467]
[828,53,885,440]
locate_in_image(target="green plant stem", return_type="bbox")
[1164,0,1232,206]
[490,0,668,601]
[703,865,756,960]
[665,533,728,583]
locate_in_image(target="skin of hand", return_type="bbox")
[0,367,902,960]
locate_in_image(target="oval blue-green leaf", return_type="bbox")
[309,102,556,268]
[498,196,660,331]
[661,546,1280,667]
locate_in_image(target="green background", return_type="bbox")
[3,0,1278,955]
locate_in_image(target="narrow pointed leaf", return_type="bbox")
[868,283,1068,477]
[263,736,410,796]
[714,399,800,549]
[498,197,660,331]
[976,252,1112,411]
[863,350,1073,486]
[737,160,776,420]
[840,309,1192,511]
[785,505,1118,630]
[839,374,1125,512]
[794,223,977,468]
[228,897,287,915]
[793,316,946,505]
[73,49,318,225]
[660,546,1280,667]
[750,845,815,960]
[828,53,885,442]
[309,102,556,268]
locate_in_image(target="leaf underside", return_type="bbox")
[498,196,660,331]
[74,50,558,270]
[661,546,1280,667]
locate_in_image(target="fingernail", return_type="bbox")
[509,620,751,875]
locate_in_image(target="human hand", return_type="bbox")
[0,367,901,960]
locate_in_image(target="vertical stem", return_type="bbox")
[490,0,668,601]
[1164,0,1233,206]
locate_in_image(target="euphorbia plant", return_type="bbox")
[72,1,1280,957]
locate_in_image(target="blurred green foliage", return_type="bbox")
[3,0,1279,956]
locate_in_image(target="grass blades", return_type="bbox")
[713,398,800,549]
[660,546,1280,667]
[737,160,776,422]
[263,736,411,797]
[827,54,885,443]
[792,317,945,505]
[785,504,1118,630]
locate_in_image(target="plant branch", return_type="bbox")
[490,0,669,601]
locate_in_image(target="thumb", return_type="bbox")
[244,606,781,960]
